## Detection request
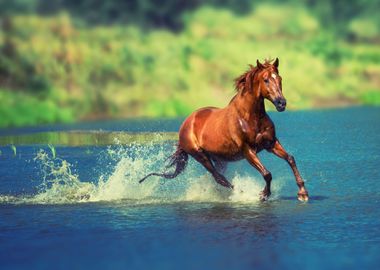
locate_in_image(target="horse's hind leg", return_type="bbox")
[191,150,233,189]
[211,156,227,174]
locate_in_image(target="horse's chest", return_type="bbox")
[239,118,275,150]
[254,129,274,150]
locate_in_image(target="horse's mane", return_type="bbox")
[234,59,274,92]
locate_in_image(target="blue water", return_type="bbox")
[0,107,380,270]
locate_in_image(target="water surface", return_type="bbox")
[0,107,379,269]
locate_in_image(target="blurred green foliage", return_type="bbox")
[0,0,254,30]
[0,1,379,127]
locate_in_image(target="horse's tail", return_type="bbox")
[138,147,188,183]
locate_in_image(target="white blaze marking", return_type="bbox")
[271,73,277,79]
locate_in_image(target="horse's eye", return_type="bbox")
[264,79,269,84]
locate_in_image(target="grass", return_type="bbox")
[0,4,379,128]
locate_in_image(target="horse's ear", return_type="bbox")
[273,57,279,68]
[256,59,264,69]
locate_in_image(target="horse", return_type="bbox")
[139,58,309,201]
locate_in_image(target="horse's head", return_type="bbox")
[235,58,286,112]
[255,58,286,112]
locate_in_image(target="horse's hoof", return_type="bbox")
[297,193,309,202]
[259,191,271,201]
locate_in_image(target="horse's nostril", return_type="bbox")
[274,98,286,112]
[275,99,286,107]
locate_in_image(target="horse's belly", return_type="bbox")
[211,151,244,162]
[200,131,242,158]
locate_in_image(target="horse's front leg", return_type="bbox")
[243,146,272,201]
[269,140,309,201]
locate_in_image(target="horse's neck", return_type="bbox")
[231,90,266,121]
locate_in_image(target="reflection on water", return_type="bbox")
[176,203,280,242]
[0,131,178,146]
[279,195,329,201]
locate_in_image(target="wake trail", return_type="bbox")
[0,136,283,205]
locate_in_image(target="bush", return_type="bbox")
[0,3,379,127]
[348,18,379,41]
[0,90,74,127]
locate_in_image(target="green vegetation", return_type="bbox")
[0,1,379,127]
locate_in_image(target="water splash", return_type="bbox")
[0,136,283,205]
[31,149,96,204]
[10,144,17,156]
[47,144,56,158]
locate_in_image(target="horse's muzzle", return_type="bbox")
[274,98,287,112]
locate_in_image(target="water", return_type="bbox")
[0,107,379,270]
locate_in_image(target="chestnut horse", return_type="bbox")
[139,58,309,201]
